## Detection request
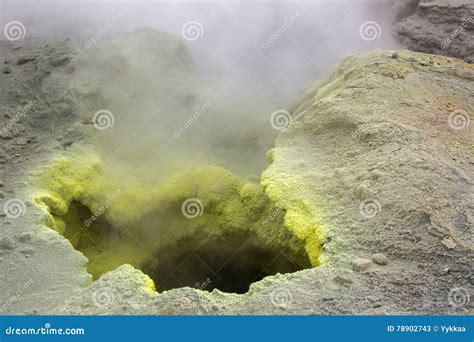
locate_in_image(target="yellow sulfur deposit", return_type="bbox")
[29,151,323,293]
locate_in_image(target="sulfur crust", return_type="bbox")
[28,151,323,282]
[261,149,324,266]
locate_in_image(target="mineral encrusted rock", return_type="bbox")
[372,253,389,265]
[260,49,473,314]
[62,50,473,315]
[1,29,472,315]
[352,258,372,272]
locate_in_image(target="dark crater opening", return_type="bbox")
[52,199,312,294]
[142,231,309,294]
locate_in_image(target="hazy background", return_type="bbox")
[0,0,403,177]
[1,0,400,96]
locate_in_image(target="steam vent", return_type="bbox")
[1,0,473,317]
[31,155,318,294]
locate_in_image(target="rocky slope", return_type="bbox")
[0,30,472,314]
[60,49,473,315]
[394,0,474,63]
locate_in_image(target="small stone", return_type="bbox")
[0,131,14,140]
[441,237,456,249]
[16,138,28,146]
[372,253,389,265]
[17,54,38,65]
[0,191,5,199]
[352,258,372,271]
[18,232,32,242]
[334,272,353,286]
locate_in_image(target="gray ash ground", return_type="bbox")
[0,1,473,315]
